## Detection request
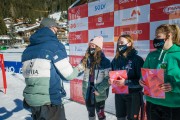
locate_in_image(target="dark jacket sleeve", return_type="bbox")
[133,56,144,85]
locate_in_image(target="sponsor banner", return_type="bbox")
[114,0,150,11]
[150,0,166,4]
[150,1,180,22]
[69,55,84,66]
[150,18,180,40]
[4,61,22,74]
[68,4,88,20]
[69,43,88,56]
[70,79,85,104]
[114,4,150,26]
[88,0,114,16]
[69,17,88,32]
[69,30,88,44]
[134,40,150,59]
[114,23,150,42]
[103,42,114,58]
[88,27,114,42]
[88,12,114,30]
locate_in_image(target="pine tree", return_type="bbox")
[0,16,7,35]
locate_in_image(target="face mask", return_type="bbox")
[89,48,95,55]
[118,44,128,54]
[153,38,165,49]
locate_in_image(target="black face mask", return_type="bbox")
[153,38,165,49]
[89,48,95,55]
[118,44,128,54]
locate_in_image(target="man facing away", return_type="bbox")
[21,18,84,120]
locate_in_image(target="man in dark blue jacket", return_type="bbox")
[21,18,84,120]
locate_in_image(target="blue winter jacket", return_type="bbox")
[21,27,79,106]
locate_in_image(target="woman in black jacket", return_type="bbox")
[111,34,144,120]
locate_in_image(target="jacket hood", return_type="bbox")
[29,27,58,45]
[127,48,138,57]
[158,44,180,61]
[167,44,180,53]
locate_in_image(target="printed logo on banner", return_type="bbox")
[114,23,150,41]
[88,12,114,29]
[69,17,88,32]
[97,16,104,26]
[4,61,22,73]
[88,27,114,42]
[131,9,141,17]
[150,1,180,22]
[114,4,150,26]
[69,43,88,56]
[134,40,150,59]
[69,30,88,44]
[114,0,150,11]
[88,0,114,16]
[163,4,180,14]
[68,4,88,20]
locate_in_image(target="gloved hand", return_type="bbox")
[76,63,85,72]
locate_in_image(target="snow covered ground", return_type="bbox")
[0,48,116,120]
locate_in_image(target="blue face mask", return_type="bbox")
[153,38,165,49]
[118,44,128,54]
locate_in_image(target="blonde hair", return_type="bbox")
[156,24,180,45]
[115,34,134,59]
[81,46,102,74]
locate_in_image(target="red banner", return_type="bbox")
[70,79,85,104]
[103,42,114,57]
[0,54,7,94]
[109,70,129,94]
[114,23,150,41]
[150,1,180,22]
[69,30,88,44]
[114,0,150,11]
[69,55,84,66]
[141,68,165,99]
[68,4,88,20]
[88,12,114,30]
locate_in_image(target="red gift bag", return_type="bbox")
[109,70,129,94]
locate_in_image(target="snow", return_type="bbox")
[0,48,25,62]
[0,48,116,120]
[15,24,40,33]
[49,12,61,21]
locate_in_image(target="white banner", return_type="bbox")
[69,17,88,32]
[88,27,114,42]
[69,43,88,56]
[114,4,150,26]
[88,0,114,16]
[134,40,150,59]
[150,18,180,40]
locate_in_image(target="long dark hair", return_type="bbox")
[81,46,102,74]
